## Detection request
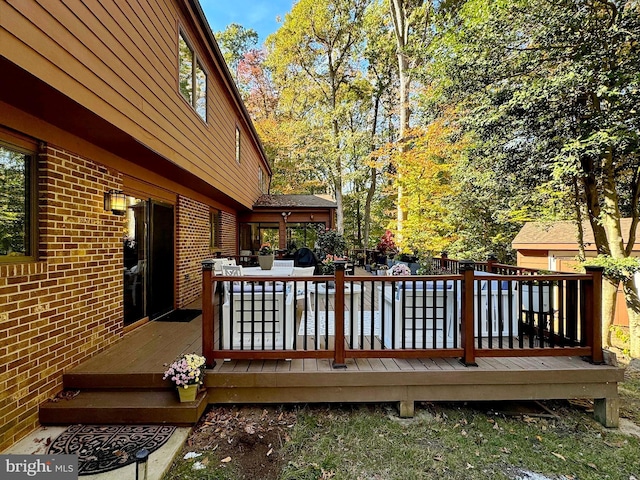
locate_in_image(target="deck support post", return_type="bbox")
[202,260,216,368]
[584,266,604,364]
[440,251,448,271]
[486,253,498,273]
[594,397,619,428]
[332,262,347,369]
[459,261,478,367]
[399,400,414,418]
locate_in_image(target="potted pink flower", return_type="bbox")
[163,353,206,402]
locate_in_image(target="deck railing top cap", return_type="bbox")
[334,260,347,271]
[584,265,605,273]
[202,259,215,270]
[459,260,475,271]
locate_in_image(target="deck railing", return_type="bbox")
[201,259,604,368]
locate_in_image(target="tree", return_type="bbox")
[360,1,399,250]
[216,23,259,83]
[388,0,435,235]
[433,0,640,355]
[267,0,371,233]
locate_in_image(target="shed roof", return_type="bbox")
[253,194,337,209]
[512,218,636,250]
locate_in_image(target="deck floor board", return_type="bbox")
[66,307,622,423]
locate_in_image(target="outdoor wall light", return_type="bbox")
[104,189,127,215]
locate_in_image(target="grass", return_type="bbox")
[164,367,640,480]
[280,402,639,480]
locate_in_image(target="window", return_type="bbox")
[179,31,207,121]
[210,209,221,250]
[258,168,267,193]
[0,139,36,261]
[235,126,241,163]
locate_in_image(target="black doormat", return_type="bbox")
[155,308,201,322]
[47,425,176,475]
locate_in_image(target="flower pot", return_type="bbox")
[177,383,199,403]
[258,255,274,270]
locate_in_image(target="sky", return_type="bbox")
[199,0,294,44]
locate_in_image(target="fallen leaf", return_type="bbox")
[221,456,231,463]
[552,452,566,461]
[587,463,598,470]
[267,448,273,457]
[434,455,444,462]
[201,458,209,465]
[604,440,625,448]
[536,435,543,442]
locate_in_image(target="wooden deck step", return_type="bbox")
[39,389,208,425]
[62,372,170,390]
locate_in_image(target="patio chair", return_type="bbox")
[125,260,145,306]
[210,258,233,275]
[291,266,315,315]
[380,280,456,349]
[239,250,252,266]
[220,264,295,350]
[273,259,295,269]
[470,272,519,338]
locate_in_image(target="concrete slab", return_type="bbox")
[2,425,191,480]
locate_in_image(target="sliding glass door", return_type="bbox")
[123,197,148,326]
[123,198,175,326]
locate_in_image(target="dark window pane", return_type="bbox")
[0,145,29,257]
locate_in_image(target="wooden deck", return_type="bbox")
[42,309,624,427]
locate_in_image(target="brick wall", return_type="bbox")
[175,196,209,308]
[175,197,237,308]
[220,211,237,256]
[0,145,123,451]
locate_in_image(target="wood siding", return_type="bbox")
[516,250,549,271]
[0,0,267,209]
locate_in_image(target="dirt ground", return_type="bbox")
[178,405,297,479]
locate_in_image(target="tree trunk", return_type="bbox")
[602,279,617,348]
[364,90,382,251]
[389,0,411,236]
[623,277,640,358]
[573,178,587,261]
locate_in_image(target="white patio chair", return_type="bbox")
[209,258,231,275]
[221,265,243,298]
[381,280,456,349]
[221,267,295,350]
[273,259,295,269]
[291,266,315,315]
